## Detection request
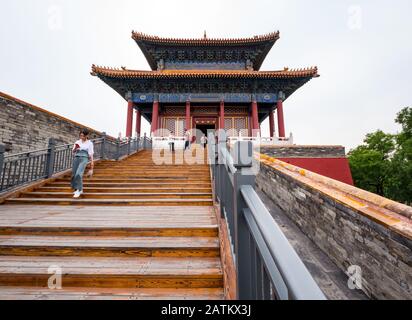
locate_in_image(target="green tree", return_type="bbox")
[386,108,412,204]
[348,107,412,204]
[348,131,395,196]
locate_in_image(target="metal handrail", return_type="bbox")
[209,130,326,300]
[4,148,50,160]
[0,134,152,193]
[241,185,326,300]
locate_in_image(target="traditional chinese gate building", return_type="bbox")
[91,31,319,140]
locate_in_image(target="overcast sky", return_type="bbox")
[1,0,411,151]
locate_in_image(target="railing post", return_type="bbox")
[127,137,131,155]
[232,141,256,300]
[46,138,57,178]
[116,138,121,160]
[217,130,227,215]
[101,132,106,160]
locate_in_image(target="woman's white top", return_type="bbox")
[185,132,190,141]
[74,139,94,157]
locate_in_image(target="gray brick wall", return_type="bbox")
[0,93,112,155]
[256,162,411,299]
[261,145,346,158]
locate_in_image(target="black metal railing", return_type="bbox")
[208,130,326,300]
[0,133,152,193]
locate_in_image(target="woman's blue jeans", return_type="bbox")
[71,154,89,191]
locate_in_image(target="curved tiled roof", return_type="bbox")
[131,31,280,46]
[91,65,319,79]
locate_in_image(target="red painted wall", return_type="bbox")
[277,158,354,186]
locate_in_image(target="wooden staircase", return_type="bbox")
[5,150,213,206]
[0,150,224,300]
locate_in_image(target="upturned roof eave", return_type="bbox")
[91,65,320,80]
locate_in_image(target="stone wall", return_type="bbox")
[256,154,412,300]
[0,92,114,155]
[260,145,354,185]
[260,145,346,158]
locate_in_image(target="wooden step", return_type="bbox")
[95,166,210,174]
[5,198,213,206]
[20,192,213,200]
[90,174,209,178]
[0,256,223,288]
[0,226,218,237]
[0,286,224,300]
[0,206,218,237]
[88,177,210,181]
[37,187,212,193]
[95,168,210,173]
[0,236,219,257]
[54,177,210,186]
[58,176,202,180]
[49,182,212,188]
[95,168,209,171]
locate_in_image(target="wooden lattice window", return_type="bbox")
[192,107,218,115]
[225,107,248,114]
[177,119,186,136]
[224,117,249,136]
[163,107,185,116]
[162,117,187,136]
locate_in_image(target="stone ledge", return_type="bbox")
[260,145,346,158]
[258,153,412,239]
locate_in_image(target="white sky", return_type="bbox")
[1,0,411,151]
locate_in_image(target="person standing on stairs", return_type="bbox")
[168,131,175,153]
[184,129,190,151]
[72,129,94,198]
[200,134,208,149]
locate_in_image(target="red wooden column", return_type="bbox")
[151,100,159,136]
[219,100,225,130]
[126,100,134,138]
[251,99,259,136]
[135,108,142,137]
[186,100,191,131]
[277,98,286,138]
[269,111,275,138]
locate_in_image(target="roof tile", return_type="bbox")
[91,65,319,79]
[131,31,280,46]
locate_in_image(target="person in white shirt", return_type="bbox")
[168,131,175,152]
[200,134,208,149]
[184,129,190,151]
[71,129,94,198]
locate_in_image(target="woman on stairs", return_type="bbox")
[72,129,94,198]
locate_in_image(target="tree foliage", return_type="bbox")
[348,107,412,204]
